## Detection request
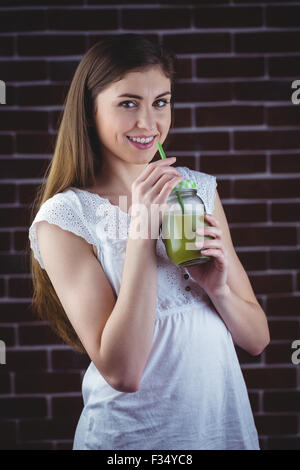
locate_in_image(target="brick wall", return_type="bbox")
[0,0,300,450]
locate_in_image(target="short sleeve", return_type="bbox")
[28,193,96,270]
[181,167,217,215]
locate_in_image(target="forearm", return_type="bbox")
[207,284,270,356]
[99,235,157,392]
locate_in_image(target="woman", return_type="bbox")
[28,34,270,450]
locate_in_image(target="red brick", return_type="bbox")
[48,8,118,30]
[0,397,47,418]
[271,154,300,174]
[0,232,10,252]
[196,105,263,127]
[0,278,6,297]
[19,416,78,441]
[249,274,293,294]
[234,80,290,101]
[8,277,33,298]
[266,296,300,317]
[264,391,300,412]
[14,231,31,251]
[15,372,81,394]
[0,302,38,323]
[268,437,300,450]
[266,6,300,27]
[265,342,295,364]
[0,36,14,56]
[122,8,190,29]
[255,414,298,435]
[54,441,72,450]
[16,133,55,154]
[15,441,53,450]
[16,85,68,106]
[0,421,16,443]
[173,108,192,128]
[0,158,50,179]
[169,156,196,169]
[168,132,229,152]
[235,31,300,53]
[243,367,297,389]
[0,135,13,154]
[0,373,10,393]
[234,177,300,198]
[1,60,47,82]
[0,185,16,203]
[51,349,90,371]
[269,320,300,341]
[163,33,231,54]
[176,58,192,79]
[5,350,47,371]
[52,395,83,418]
[273,203,300,222]
[267,105,300,126]
[269,56,300,77]
[0,10,46,33]
[194,6,262,28]
[0,207,28,228]
[1,0,83,4]
[0,254,26,274]
[222,203,267,223]
[197,57,264,78]
[270,249,300,270]
[48,60,78,82]
[19,324,64,347]
[231,226,296,247]
[175,82,232,102]
[237,250,268,271]
[201,154,266,175]
[17,35,86,56]
[0,111,48,132]
[0,326,15,347]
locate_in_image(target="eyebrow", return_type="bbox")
[117,91,171,99]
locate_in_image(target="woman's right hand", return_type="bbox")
[129,157,183,241]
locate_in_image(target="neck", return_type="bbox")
[96,158,148,195]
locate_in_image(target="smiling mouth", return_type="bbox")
[126,135,157,143]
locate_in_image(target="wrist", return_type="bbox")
[206,284,231,300]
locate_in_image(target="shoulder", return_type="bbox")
[176,166,217,185]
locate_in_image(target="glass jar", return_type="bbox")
[161,188,213,267]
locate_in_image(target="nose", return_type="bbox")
[136,106,156,132]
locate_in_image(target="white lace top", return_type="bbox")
[28,166,260,450]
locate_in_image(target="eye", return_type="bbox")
[119,99,171,109]
[120,100,136,109]
[155,99,170,108]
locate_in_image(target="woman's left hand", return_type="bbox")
[185,214,229,296]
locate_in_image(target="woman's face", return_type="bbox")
[93,65,172,165]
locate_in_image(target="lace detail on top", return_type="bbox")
[28,167,217,316]
[29,192,96,269]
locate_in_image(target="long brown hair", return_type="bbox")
[28,34,177,353]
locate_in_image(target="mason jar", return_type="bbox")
[161,180,213,267]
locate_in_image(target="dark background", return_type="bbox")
[0,0,300,450]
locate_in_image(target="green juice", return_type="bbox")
[162,212,212,267]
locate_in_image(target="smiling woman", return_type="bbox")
[28,33,263,451]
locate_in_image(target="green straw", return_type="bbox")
[156,142,184,214]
